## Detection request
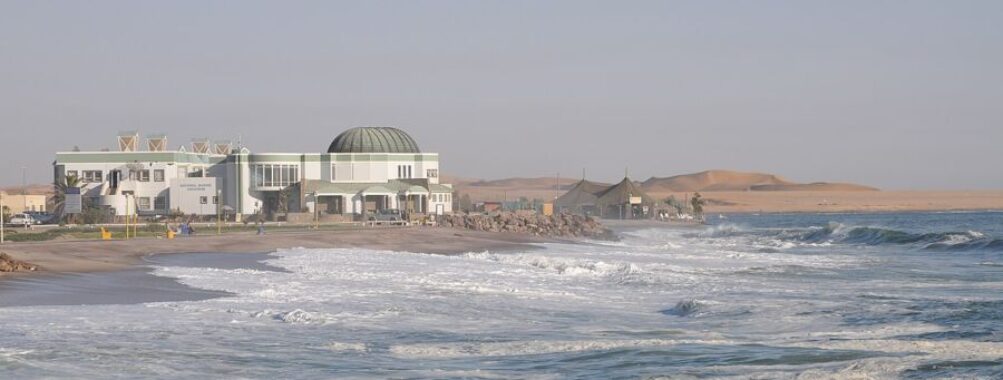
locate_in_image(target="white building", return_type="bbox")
[53,127,454,219]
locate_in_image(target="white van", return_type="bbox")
[7,213,38,225]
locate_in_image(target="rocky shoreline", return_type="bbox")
[437,212,618,240]
[0,252,38,273]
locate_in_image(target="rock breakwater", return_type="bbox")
[438,212,617,240]
[0,252,38,272]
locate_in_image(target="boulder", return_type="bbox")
[0,252,38,272]
[438,212,617,240]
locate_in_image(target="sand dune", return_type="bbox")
[641,170,876,192]
[750,182,879,192]
[465,177,578,190]
[0,184,53,196]
[643,190,1003,213]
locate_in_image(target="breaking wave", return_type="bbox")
[785,223,1003,252]
[463,252,645,283]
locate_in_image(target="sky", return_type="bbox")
[1,0,1001,189]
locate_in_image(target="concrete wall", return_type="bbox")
[169,177,220,216]
[0,194,48,213]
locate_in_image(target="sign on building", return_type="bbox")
[629,196,643,205]
[169,177,219,215]
[64,187,82,214]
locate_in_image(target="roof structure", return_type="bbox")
[596,177,655,208]
[309,179,450,196]
[327,127,421,154]
[555,179,608,210]
[555,177,656,217]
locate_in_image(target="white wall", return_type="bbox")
[168,177,219,215]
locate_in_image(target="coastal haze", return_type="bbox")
[2,1,1003,190]
[3,2,1003,379]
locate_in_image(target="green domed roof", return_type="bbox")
[327,127,421,153]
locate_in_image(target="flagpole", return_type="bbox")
[1,192,6,244]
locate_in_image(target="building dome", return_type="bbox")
[327,127,421,154]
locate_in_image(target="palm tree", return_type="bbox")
[690,192,706,219]
[52,175,81,223]
[277,187,290,220]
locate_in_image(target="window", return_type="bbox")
[200,196,208,205]
[212,196,218,205]
[136,170,150,182]
[82,170,103,183]
[154,196,167,210]
[66,170,78,179]
[397,165,413,179]
[137,197,151,210]
[252,164,299,187]
[154,169,165,182]
[427,169,438,178]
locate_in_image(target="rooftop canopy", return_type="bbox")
[327,127,421,154]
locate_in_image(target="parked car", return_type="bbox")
[25,211,56,224]
[368,209,404,225]
[7,213,39,225]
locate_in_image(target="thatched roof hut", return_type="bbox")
[555,177,656,219]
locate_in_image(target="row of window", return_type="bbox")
[69,165,436,186]
[431,193,451,203]
[397,165,413,179]
[135,196,168,211]
[331,165,438,181]
[132,196,217,211]
[67,169,166,183]
[253,164,300,188]
[68,170,104,183]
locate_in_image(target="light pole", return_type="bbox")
[1,192,6,244]
[217,189,222,235]
[124,194,131,239]
[22,166,27,212]
[311,192,319,229]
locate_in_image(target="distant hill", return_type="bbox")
[0,184,52,196]
[641,170,792,192]
[465,177,579,190]
[641,170,877,192]
[749,182,879,192]
[444,176,582,203]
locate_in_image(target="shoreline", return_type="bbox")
[711,208,1003,216]
[0,227,556,281]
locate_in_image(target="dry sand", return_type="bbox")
[448,173,1002,213]
[456,181,1003,213]
[649,190,1003,214]
[0,227,550,279]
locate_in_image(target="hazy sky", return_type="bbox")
[2,0,1001,189]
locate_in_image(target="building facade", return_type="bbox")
[53,127,453,219]
[0,193,48,214]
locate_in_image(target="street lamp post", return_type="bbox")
[311,192,319,229]
[1,192,6,244]
[22,166,27,212]
[217,189,222,235]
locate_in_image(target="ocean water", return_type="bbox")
[2,212,1002,379]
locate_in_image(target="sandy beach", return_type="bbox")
[640,190,1003,214]
[0,227,550,279]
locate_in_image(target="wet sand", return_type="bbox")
[0,227,550,280]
